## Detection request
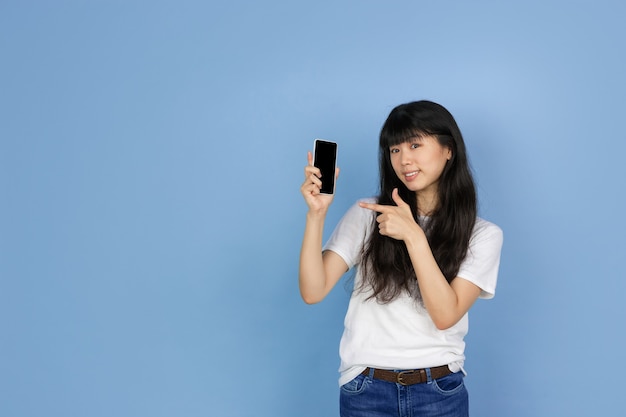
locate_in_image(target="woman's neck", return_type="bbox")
[416,190,439,216]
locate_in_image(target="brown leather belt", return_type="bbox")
[361,365,452,385]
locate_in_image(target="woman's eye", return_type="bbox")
[390,148,399,154]
[411,143,420,149]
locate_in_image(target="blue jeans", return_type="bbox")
[340,369,468,417]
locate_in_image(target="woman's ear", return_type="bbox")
[446,147,453,161]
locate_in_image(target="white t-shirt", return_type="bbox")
[323,199,503,386]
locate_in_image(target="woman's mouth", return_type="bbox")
[404,170,419,180]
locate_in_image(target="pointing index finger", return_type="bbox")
[359,201,391,213]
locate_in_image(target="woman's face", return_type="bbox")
[389,135,451,196]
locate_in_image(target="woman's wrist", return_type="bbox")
[404,225,428,251]
[306,208,328,221]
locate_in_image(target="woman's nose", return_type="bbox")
[401,150,411,164]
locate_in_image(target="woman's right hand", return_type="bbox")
[300,151,339,213]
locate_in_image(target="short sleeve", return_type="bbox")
[456,218,503,299]
[322,199,375,270]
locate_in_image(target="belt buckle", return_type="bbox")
[397,369,425,385]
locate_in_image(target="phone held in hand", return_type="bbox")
[313,139,338,194]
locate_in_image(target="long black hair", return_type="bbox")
[360,100,477,303]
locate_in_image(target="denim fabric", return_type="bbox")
[340,370,468,417]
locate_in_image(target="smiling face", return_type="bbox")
[389,135,452,198]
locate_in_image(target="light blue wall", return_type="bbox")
[2,1,625,416]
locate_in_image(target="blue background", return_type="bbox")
[2,1,625,416]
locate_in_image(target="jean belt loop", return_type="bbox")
[425,367,433,383]
[368,367,375,378]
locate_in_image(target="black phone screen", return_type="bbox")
[313,140,337,194]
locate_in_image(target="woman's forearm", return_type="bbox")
[405,234,477,330]
[299,212,329,304]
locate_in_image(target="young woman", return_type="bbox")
[299,100,503,417]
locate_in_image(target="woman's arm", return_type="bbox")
[404,236,481,329]
[298,152,347,304]
[299,212,348,304]
[359,188,480,329]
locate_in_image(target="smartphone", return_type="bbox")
[313,139,338,194]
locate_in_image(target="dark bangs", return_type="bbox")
[380,102,452,149]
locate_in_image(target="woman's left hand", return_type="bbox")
[359,188,424,242]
